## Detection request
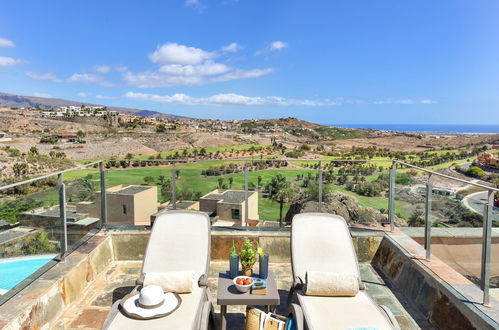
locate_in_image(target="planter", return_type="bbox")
[259,253,269,279]
[242,265,253,277]
[229,254,239,279]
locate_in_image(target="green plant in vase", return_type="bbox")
[240,241,256,276]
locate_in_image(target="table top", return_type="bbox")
[216,271,280,306]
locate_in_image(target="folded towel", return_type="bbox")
[143,271,194,293]
[304,272,359,297]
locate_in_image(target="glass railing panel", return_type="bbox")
[0,182,61,301]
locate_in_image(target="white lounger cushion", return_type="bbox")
[104,286,205,330]
[292,213,361,282]
[297,290,394,330]
[142,211,210,282]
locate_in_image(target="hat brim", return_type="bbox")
[119,291,182,320]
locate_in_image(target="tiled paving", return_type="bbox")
[54,261,430,330]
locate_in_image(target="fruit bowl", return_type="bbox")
[233,276,254,293]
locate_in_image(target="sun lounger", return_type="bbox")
[102,210,214,330]
[287,213,400,330]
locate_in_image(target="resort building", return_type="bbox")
[199,189,259,226]
[93,185,159,226]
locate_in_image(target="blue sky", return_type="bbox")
[0,0,498,125]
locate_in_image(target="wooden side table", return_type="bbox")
[216,271,280,330]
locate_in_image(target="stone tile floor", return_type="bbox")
[54,261,432,329]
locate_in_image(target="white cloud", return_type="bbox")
[94,65,111,73]
[115,65,127,72]
[185,0,200,5]
[158,61,230,76]
[0,38,15,48]
[149,43,216,65]
[221,42,243,53]
[95,94,115,99]
[255,40,288,55]
[373,98,436,105]
[77,92,89,97]
[124,91,436,107]
[27,71,114,86]
[68,73,100,83]
[269,41,288,51]
[125,91,338,106]
[0,56,25,66]
[125,42,274,88]
[26,71,63,82]
[33,92,52,98]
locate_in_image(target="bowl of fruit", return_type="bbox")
[233,276,254,293]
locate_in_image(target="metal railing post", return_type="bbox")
[424,174,433,260]
[388,161,396,232]
[481,189,494,307]
[318,168,323,212]
[58,173,68,261]
[244,166,249,227]
[172,164,177,210]
[99,162,107,227]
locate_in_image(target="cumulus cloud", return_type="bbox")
[94,65,112,73]
[255,40,288,55]
[68,73,101,83]
[77,92,89,97]
[0,38,15,48]
[33,92,52,98]
[124,42,274,88]
[0,56,25,66]
[149,43,216,65]
[124,91,436,107]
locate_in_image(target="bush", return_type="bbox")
[285,150,305,158]
[466,166,486,179]
[26,231,57,254]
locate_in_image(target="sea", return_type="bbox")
[331,124,499,135]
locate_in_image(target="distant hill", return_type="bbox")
[0,92,190,120]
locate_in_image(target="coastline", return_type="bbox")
[331,124,499,136]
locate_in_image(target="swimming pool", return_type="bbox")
[0,255,55,295]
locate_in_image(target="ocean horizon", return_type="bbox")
[330,124,499,134]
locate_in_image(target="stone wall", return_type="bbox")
[0,228,40,257]
[373,235,497,330]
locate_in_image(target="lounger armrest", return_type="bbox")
[293,276,305,289]
[378,305,401,330]
[136,273,145,286]
[287,303,305,330]
[198,274,208,287]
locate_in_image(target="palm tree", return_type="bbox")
[268,174,298,227]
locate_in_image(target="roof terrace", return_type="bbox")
[0,158,498,329]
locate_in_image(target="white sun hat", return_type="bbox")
[120,285,181,320]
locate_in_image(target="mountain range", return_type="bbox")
[0,92,189,120]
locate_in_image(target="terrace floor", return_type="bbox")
[53,261,431,330]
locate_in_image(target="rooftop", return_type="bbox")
[203,190,256,204]
[111,185,152,195]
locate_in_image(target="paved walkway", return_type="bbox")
[54,261,428,329]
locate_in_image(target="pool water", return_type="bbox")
[0,256,54,294]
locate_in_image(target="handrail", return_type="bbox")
[395,161,498,193]
[0,160,102,191]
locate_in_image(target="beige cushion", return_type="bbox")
[297,290,394,330]
[292,213,360,282]
[142,211,210,281]
[104,286,205,330]
[305,272,359,297]
[143,271,194,293]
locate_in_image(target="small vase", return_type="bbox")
[259,253,269,279]
[242,265,253,277]
[229,255,239,279]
